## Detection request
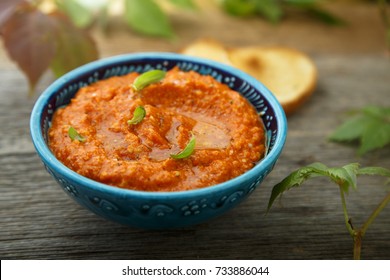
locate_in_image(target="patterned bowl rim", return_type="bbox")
[30,52,287,199]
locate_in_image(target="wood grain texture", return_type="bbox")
[1,3,389,260]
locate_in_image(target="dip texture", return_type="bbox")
[48,68,266,191]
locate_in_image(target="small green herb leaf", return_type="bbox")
[329,115,367,142]
[127,106,146,125]
[68,126,85,142]
[171,136,196,159]
[132,70,166,91]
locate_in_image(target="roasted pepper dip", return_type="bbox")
[48,67,266,191]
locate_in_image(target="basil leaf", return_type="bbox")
[132,70,166,91]
[127,106,146,125]
[68,126,85,142]
[171,136,196,159]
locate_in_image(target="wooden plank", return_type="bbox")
[0,2,389,260]
[1,53,389,260]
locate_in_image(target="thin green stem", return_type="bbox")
[353,233,362,260]
[339,187,355,237]
[339,186,362,259]
[360,191,390,237]
[379,0,390,26]
[341,187,390,260]
[378,0,390,53]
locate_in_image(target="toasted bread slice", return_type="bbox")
[228,47,317,115]
[180,38,233,66]
[181,40,317,115]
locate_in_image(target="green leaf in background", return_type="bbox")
[283,0,319,8]
[379,0,390,50]
[267,162,390,260]
[326,163,359,192]
[330,106,390,156]
[169,0,197,10]
[124,0,174,38]
[0,0,24,27]
[267,163,363,211]
[55,0,94,28]
[363,105,390,118]
[256,0,283,23]
[96,3,110,33]
[1,4,57,95]
[267,163,325,211]
[359,119,390,155]
[221,0,342,25]
[307,6,345,25]
[285,0,345,25]
[49,12,98,78]
[221,0,258,17]
[358,166,390,178]
[328,115,368,142]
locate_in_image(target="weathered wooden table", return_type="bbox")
[1,3,389,259]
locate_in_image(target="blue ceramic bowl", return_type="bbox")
[30,52,287,229]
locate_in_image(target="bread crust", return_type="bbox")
[180,38,233,66]
[180,39,318,115]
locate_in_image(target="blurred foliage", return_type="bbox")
[0,0,98,94]
[221,0,345,25]
[52,0,346,37]
[329,106,390,155]
[378,0,390,52]
[0,0,388,94]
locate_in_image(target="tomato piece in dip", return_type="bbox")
[48,67,266,192]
